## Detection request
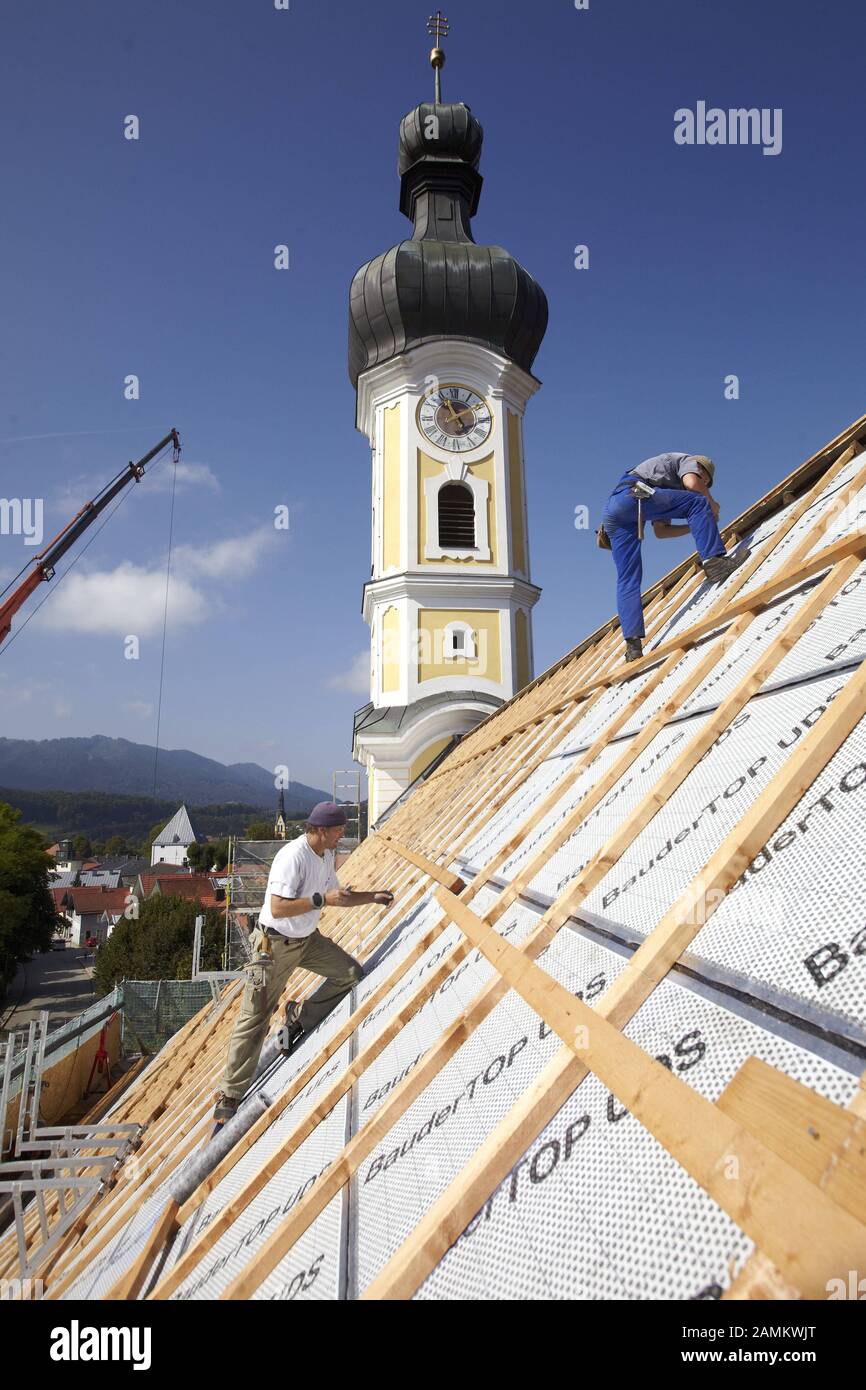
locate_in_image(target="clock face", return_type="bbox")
[418,385,492,453]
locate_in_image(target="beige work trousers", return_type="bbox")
[220,926,362,1099]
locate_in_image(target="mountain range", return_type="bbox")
[0,735,330,811]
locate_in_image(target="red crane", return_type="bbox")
[0,429,180,648]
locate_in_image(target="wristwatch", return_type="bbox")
[311,891,324,910]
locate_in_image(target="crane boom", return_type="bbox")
[0,428,180,647]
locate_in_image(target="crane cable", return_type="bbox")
[151,443,180,800]
[0,441,177,658]
[0,558,32,604]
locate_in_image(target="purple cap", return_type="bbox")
[308,801,348,827]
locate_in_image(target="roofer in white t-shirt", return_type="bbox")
[214,801,394,1125]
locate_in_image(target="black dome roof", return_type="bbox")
[349,101,547,389]
[398,101,483,180]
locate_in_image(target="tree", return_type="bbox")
[0,803,56,997]
[187,839,228,872]
[93,895,224,995]
[142,821,166,860]
[72,834,92,859]
[244,820,274,840]
[186,842,208,871]
[104,835,130,857]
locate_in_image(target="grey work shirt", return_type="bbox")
[629,453,705,489]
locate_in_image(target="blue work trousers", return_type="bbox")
[602,474,726,639]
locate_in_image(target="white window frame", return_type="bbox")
[424,461,491,561]
[443,620,477,661]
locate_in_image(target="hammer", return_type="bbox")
[632,480,656,540]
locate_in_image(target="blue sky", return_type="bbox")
[1,0,864,792]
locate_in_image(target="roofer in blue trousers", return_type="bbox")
[598,454,751,663]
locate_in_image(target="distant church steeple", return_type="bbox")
[274,787,287,840]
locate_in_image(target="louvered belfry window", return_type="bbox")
[438,483,476,548]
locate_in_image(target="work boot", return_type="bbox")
[624,637,643,662]
[213,1093,240,1124]
[278,1001,304,1055]
[701,546,751,585]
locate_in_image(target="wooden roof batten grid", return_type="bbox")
[5,415,866,1300]
[208,446,866,1300]
[11,436,866,1289]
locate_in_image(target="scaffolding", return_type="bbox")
[221,837,285,971]
[0,1012,140,1276]
[332,769,363,848]
[120,979,217,1054]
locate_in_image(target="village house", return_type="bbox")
[63,886,132,946]
[149,805,203,867]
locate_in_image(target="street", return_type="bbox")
[0,942,98,1041]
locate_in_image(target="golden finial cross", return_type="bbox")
[427,11,449,45]
[427,11,449,101]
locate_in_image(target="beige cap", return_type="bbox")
[693,455,715,484]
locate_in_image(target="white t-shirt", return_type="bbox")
[257,836,339,938]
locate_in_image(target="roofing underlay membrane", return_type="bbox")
[6,414,866,1301]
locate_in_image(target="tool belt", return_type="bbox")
[599,475,640,549]
[601,476,657,545]
[596,525,612,550]
[610,475,657,500]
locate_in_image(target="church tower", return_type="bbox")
[274,787,287,841]
[349,15,548,824]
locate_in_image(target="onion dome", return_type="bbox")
[349,100,548,388]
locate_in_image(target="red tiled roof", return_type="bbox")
[67,886,132,914]
[146,875,223,907]
[137,872,177,897]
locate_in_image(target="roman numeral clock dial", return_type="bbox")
[417,385,492,452]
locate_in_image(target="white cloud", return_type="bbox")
[124,700,154,719]
[51,459,220,516]
[38,561,208,635]
[326,650,370,694]
[31,521,284,638]
[145,462,221,494]
[174,525,280,580]
[0,674,50,705]
[0,673,72,716]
